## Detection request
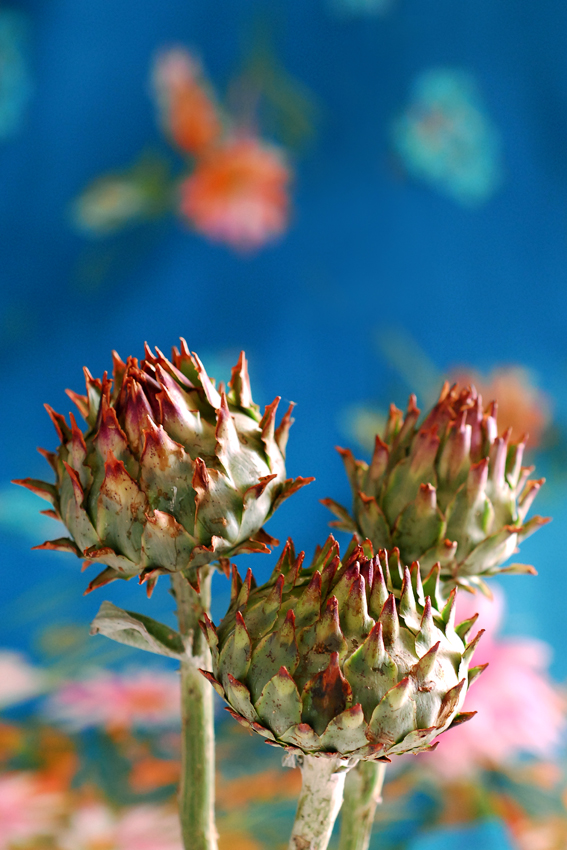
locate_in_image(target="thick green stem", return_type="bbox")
[288,754,350,850]
[338,761,387,850]
[172,570,218,850]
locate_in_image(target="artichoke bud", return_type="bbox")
[324,383,550,593]
[16,341,313,594]
[201,537,484,761]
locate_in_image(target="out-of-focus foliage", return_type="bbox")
[73,154,173,236]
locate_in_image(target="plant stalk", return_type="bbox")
[338,761,387,850]
[288,754,351,850]
[172,570,218,850]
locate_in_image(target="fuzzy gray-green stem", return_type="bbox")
[172,570,218,850]
[338,761,387,850]
[288,754,350,850]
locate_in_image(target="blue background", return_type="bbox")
[1,0,567,682]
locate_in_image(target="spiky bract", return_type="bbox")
[16,342,312,593]
[324,383,549,593]
[201,537,483,762]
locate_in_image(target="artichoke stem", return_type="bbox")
[172,570,218,850]
[288,754,351,850]
[338,761,387,850]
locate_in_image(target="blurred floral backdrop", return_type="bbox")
[2,1,567,847]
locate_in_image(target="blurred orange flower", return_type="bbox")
[216,767,301,809]
[153,48,222,156]
[129,756,180,793]
[179,137,290,250]
[450,366,551,448]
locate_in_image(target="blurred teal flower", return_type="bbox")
[392,69,502,206]
[0,9,32,139]
[327,0,394,16]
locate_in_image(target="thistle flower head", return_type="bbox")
[324,382,549,594]
[15,341,312,594]
[201,537,484,762]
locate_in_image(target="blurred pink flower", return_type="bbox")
[45,668,180,731]
[179,136,290,250]
[0,650,45,708]
[422,588,565,778]
[0,772,63,849]
[58,802,182,850]
[419,587,565,778]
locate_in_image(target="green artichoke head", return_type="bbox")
[324,382,550,594]
[15,340,313,593]
[201,537,484,762]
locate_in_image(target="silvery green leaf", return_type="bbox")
[90,600,186,658]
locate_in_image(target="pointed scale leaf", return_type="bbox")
[84,566,125,594]
[340,575,375,642]
[294,571,322,631]
[421,564,443,612]
[228,351,256,412]
[331,560,360,608]
[455,613,479,642]
[96,455,147,563]
[415,597,443,656]
[440,588,457,629]
[344,622,397,720]
[320,498,358,533]
[218,612,252,690]
[389,395,421,467]
[248,610,299,703]
[355,492,391,549]
[363,434,389,498]
[379,595,400,648]
[32,538,81,556]
[391,484,445,566]
[468,663,489,687]
[255,666,302,737]
[301,652,353,736]
[368,678,417,746]
[13,478,58,506]
[320,554,341,598]
[437,679,466,729]
[270,476,315,516]
[399,567,420,632]
[336,446,364,493]
[447,711,477,730]
[318,703,368,754]
[224,674,259,724]
[199,670,225,699]
[243,574,284,641]
[462,629,484,666]
[381,427,439,527]
[368,559,389,620]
